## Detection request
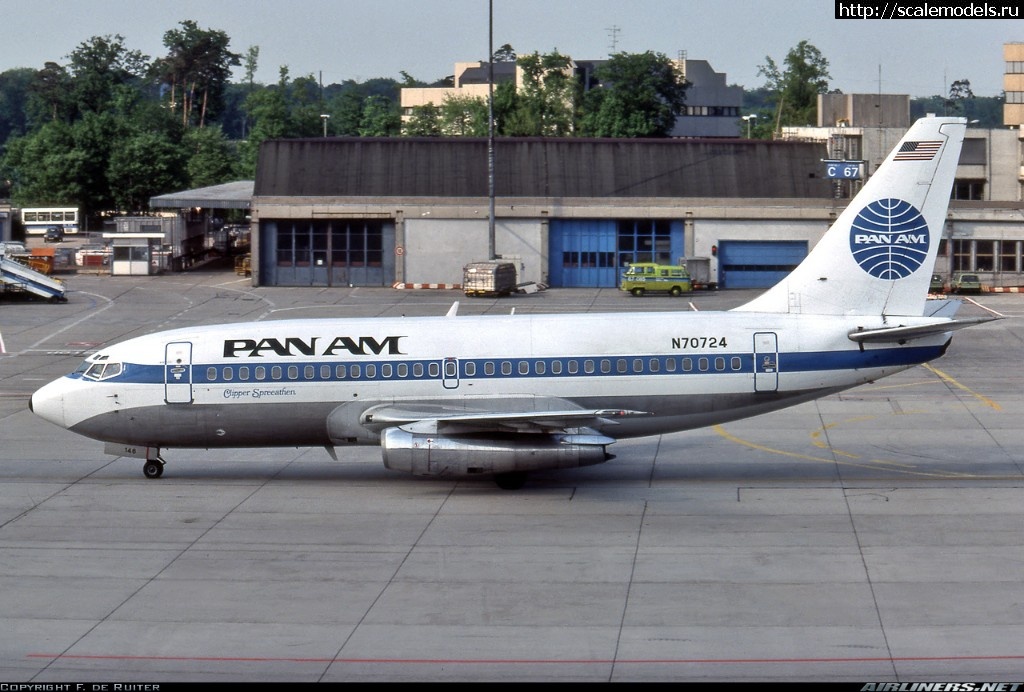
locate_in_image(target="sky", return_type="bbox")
[1,0,1020,98]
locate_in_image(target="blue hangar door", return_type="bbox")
[550,219,684,288]
[718,240,807,289]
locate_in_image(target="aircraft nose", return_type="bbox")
[29,379,67,429]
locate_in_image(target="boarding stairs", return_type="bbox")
[1,256,67,301]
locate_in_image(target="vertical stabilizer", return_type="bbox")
[734,116,966,317]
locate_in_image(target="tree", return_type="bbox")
[1,120,84,205]
[157,20,241,127]
[493,44,517,63]
[439,93,488,136]
[579,51,687,138]
[66,34,149,116]
[504,50,577,136]
[0,68,35,143]
[946,78,974,117]
[403,103,441,136]
[27,63,73,125]
[107,129,187,211]
[327,86,368,136]
[758,40,831,129]
[183,125,237,187]
[358,94,401,136]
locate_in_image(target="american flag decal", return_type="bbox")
[894,140,942,161]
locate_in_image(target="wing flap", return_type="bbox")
[362,404,651,434]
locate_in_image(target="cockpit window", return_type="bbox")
[81,361,123,381]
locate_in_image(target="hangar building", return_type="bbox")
[250,136,839,289]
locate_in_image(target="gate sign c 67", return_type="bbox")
[824,160,863,180]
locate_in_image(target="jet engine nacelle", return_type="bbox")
[380,427,613,477]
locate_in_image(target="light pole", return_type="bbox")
[742,114,758,138]
[320,114,330,137]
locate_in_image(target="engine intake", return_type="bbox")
[381,427,613,477]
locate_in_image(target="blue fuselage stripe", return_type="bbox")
[77,345,944,386]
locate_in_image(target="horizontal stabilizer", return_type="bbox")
[848,316,1001,343]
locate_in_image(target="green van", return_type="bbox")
[620,263,692,297]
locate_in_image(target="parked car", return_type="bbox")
[951,273,982,294]
[43,226,65,243]
[929,274,945,292]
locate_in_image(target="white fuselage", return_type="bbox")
[30,308,951,451]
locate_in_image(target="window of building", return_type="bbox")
[952,179,985,200]
[1000,241,1019,272]
[975,240,995,271]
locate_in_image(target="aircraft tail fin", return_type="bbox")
[734,116,966,317]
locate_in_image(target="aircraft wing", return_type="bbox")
[361,403,651,435]
[847,316,1001,344]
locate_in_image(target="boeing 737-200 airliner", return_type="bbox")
[30,116,995,488]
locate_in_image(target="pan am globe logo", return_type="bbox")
[849,198,930,279]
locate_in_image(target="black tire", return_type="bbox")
[669,286,682,297]
[631,287,645,297]
[494,471,527,490]
[143,460,164,479]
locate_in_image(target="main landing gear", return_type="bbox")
[143,458,165,479]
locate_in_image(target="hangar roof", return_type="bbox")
[254,137,832,199]
[150,180,254,209]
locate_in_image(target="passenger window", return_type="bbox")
[239,366,250,381]
[649,359,659,373]
[271,366,282,380]
[484,361,495,376]
[304,365,315,380]
[287,366,298,380]
[501,361,512,376]
[535,361,546,375]
[617,359,628,373]
[682,358,692,372]
[600,360,611,373]
[465,362,476,377]
[428,362,439,377]
[398,363,408,378]
[698,358,709,372]
[336,364,347,379]
[255,366,266,381]
[551,360,562,375]
[413,363,424,377]
[584,360,595,374]
[731,357,742,371]
[568,360,579,374]
[350,364,361,379]
[320,365,331,380]
[518,361,529,375]
[207,367,217,381]
[366,364,376,379]
[382,363,393,378]
[223,367,234,381]
[666,358,676,373]
[634,358,643,373]
[715,357,725,371]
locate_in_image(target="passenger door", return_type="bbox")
[164,341,194,404]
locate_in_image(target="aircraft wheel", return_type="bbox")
[494,471,527,490]
[631,287,645,297]
[143,460,164,479]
